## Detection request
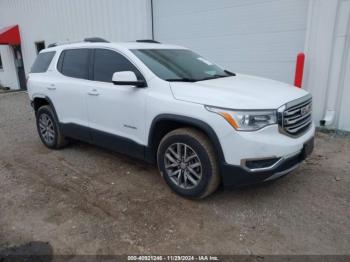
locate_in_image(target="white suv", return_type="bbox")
[28,38,315,199]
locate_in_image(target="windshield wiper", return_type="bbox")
[225,70,236,76]
[166,71,236,83]
[196,74,230,82]
[166,78,197,82]
[197,71,236,82]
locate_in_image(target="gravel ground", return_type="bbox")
[0,92,349,255]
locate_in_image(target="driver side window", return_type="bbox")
[93,49,143,83]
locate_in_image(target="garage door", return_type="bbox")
[152,0,310,84]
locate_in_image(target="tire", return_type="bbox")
[157,128,220,199]
[36,105,68,149]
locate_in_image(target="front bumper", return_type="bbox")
[220,137,314,188]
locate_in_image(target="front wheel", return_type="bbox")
[157,128,220,199]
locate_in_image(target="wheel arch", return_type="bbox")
[146,114,225,165]
[32,96,59,121]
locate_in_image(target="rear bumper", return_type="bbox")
[220,137,314,188]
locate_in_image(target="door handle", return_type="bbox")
[47,84,56,91]
[88,89,99,96]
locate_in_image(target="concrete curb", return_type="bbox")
[0,90,27,95]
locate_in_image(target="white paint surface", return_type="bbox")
[331,0,350,131]
[339,46,350,131]
[304,0,350,131]
[0,45,19,90]
[0,0,152,80]
[153,0,310,84]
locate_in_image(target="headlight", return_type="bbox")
[206,106,277,131]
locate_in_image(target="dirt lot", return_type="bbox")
[0,92,349,255]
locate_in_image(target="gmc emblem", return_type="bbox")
[301,104,312,116]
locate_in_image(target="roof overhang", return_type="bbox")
[0,25,21,45]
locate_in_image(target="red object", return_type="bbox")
[294,52,305,88]
[0,25,21,45]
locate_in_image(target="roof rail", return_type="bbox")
[47,43,58,48]
[84,37,109,43]
[47,40,82,48]
[47,37,109,48]
[136,39,161,44]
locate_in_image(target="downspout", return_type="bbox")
[151,0,155,40]
[320,111,336,127]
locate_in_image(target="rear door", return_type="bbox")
[29,51,57,97]
[86,48,147,158]
[53,48,91,141]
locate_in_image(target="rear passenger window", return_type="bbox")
[93,49,143,83]
[30,51,56,73]
[59,49,90,79]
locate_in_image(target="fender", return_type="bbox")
[146,114,225,164]
[32,95,59,120]
[32,96,64,138]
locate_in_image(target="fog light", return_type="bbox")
[245,158,281,170]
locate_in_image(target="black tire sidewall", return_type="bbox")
[36,107,59,149]
[158,134,214,199]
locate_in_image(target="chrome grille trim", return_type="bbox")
[278,95,313,137]
[285,115,312,134]
[284,111,312,125]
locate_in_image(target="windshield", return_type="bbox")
[131,49,234,82]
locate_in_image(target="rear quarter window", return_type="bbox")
[30,51,56,73]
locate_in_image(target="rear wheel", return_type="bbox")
[157,128,220,199]
[36,105,68,149]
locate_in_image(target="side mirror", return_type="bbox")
[112,71,147,88]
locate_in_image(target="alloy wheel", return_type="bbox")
[164,143,202,189]
[38,113,55,145]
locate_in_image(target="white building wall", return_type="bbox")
[329,0,350,131]
[0,45,19,90]
[152,0,310,84]
[0,0,152,77]
[339,44,350,130]
[304,0,350,130]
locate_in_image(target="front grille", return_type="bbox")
[279,96,312,137]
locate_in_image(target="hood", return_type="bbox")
[170,74,309,110]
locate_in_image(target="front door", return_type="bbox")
[86,48,147,158]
